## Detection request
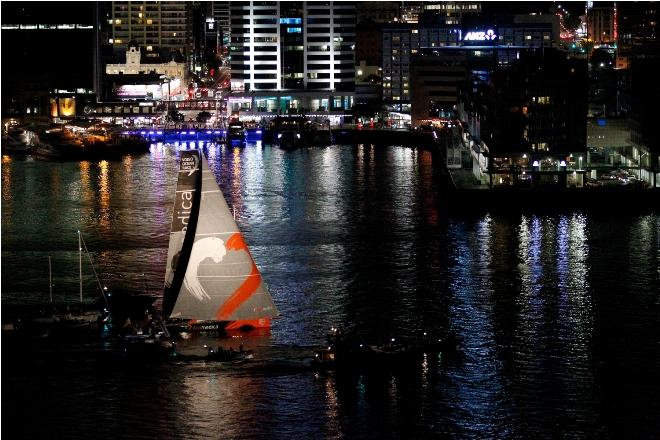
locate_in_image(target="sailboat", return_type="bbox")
[53,231,109,327]
[32,231,108,332]
[162,149,278,333]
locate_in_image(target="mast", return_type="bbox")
[78,230,82,304]
[49,256,53,303]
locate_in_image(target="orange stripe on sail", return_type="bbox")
[216,232,262,321]
[226,233,246,251]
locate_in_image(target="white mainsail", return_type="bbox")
[163,150,278,324]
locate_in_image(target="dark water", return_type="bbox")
[2,144,659,439]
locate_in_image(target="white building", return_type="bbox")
[228,1,355,116]
[105,46,186,81]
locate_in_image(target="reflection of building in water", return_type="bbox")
[79,161,93,204]
[98,160,111,230]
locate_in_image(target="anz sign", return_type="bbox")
[463,29,498,42]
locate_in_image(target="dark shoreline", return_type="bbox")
[439,187,660,213]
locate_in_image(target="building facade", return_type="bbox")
[461,49,588,187]
[587,4,615,45]
[228,1,355,117]
[383,14,558,112]
[106,1,191,62]
[106,45,186,80]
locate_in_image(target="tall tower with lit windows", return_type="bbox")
[229,1,355,92]
[107,1,191,61]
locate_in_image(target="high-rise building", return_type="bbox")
[228,1,355,117]
[587,3,615,45]
[211,1,231,49]
[615,2,658,69]
[229,1,354,92]
[356,2,400,25]
[421,2,481,25]
[106,1,191,61]
[618,1,658,49]
[383,14,558,112]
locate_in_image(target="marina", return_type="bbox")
[2,0,660,438]
[2,145,659,438]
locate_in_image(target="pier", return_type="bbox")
[125,127,441,148]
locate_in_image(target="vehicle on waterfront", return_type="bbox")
[226,121,247,146]
[162,149,279,334]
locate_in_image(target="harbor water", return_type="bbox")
[1,143,659,439]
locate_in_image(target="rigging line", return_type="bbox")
[80,232,110,308]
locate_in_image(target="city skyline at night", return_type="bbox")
[1,2,660,439]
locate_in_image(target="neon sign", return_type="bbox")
[463,29,497,41]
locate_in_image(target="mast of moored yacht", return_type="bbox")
[49,256,53,303]
[78,230,83,305]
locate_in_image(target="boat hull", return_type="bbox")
[167,318,271,335]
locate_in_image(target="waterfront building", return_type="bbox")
[410,51,466,125]
[227,1,355,122]
[625,57,660,186]
[586,117,635,174]
[462,48,588,188]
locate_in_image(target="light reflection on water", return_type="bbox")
[1,144,659,438]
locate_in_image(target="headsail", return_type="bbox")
[163,150,278,326]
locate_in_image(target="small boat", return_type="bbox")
[118,302,176,358]
[1,127,32,155]
[162,149,279,333]
[226,121,246,146]
[122,333,176,357]
[276,130,301,149]
[14,232,108,336]
[268,115,314,147]
[311,328,458,370]
[204,345,254,362]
